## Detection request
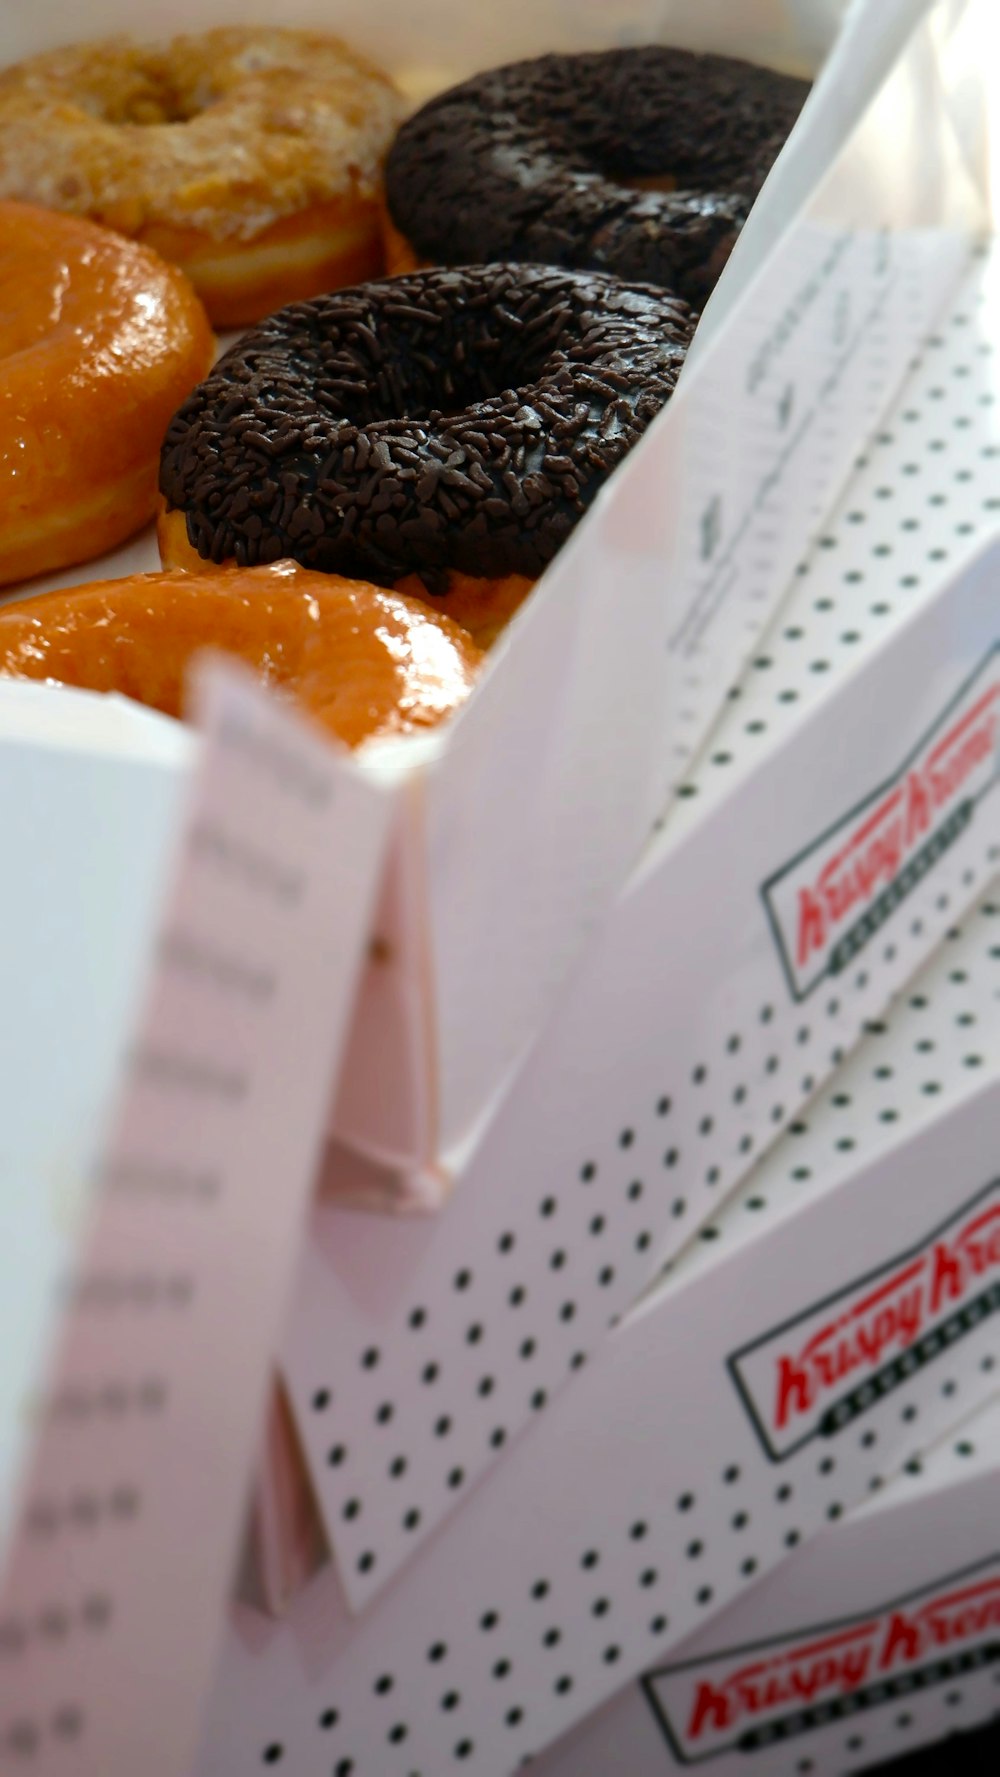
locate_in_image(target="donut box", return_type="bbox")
[0,0,970,1204]
[203,867,1000,1776]
[534,1393,1000,1777]
[0,3,998,1776]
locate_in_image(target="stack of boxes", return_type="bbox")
[1,3,999,1775]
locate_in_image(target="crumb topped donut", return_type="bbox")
[0,562,482,748]
[386,48,810,306]
[158,263,695,592]
[0,28,402,324]
[0,200,213,587]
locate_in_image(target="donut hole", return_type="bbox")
[623,171,680,196]
[115,90,201,128]
[58,47,230,129]
[284,282,594,428]
[73,62,203,128]
[386,327,565,428]
[516,59,784,198]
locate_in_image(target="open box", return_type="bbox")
[2,0,969,1189]
[0,4,998,1773]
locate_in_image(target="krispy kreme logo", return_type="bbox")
[643,1562,1000,1764]
[762,654,1000,999]
[728,1182,1000,1461]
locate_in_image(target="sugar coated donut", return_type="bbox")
[0,28,402,325]
[0,561,482,748]
[0,200,213,588]
[385,48,810,307]
[158,264,694,594]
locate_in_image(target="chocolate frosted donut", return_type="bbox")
[386,49,810,306]
[159,263,694,588]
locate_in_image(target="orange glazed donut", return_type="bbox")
[0,29,402,325]
[0,561,483,749]
[0,201,214,587]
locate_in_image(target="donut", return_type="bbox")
[0,28,402,326]
[385,48,810,307]
[158,263,695,595]
[0,200,214,588]
[0,562,482,749]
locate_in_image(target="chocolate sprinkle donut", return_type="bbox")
[159,263,694,588]
[386,49,810,307]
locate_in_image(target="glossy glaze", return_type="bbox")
[0,200,214,584]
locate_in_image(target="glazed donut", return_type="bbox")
[0,28,402,326]
[158,264,694,594]
[0,201,213,588]
[385,48,810,307]
[0,562,482,749]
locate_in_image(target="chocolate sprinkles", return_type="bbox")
[159,264,694,589]
[386,48,810,308]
